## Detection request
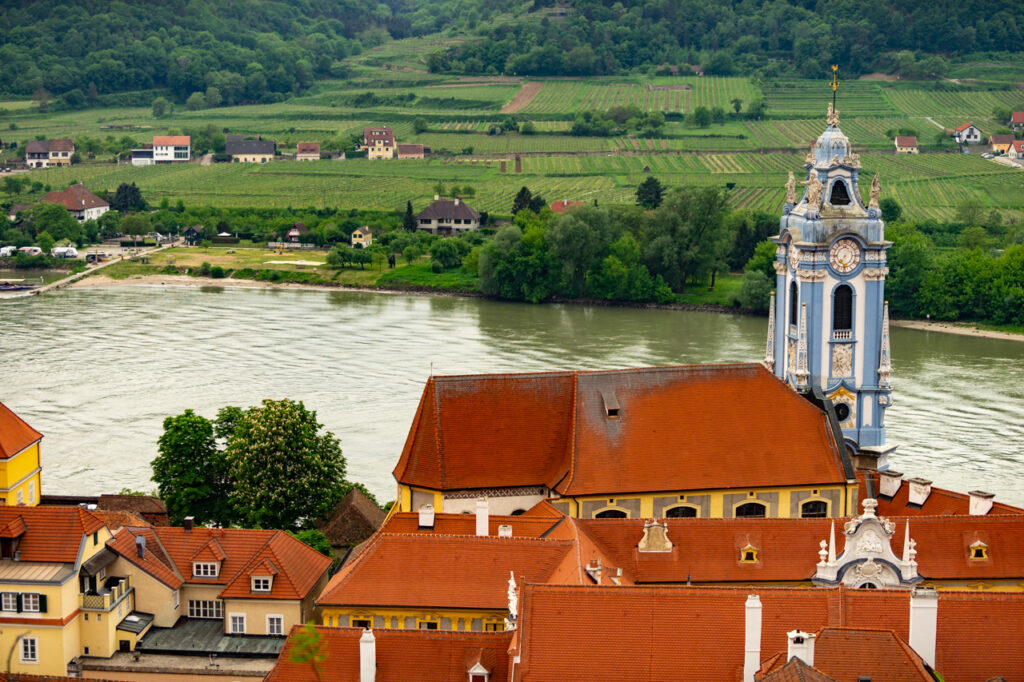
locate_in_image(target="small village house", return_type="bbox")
[1009,140,1024,160]
[1010,111,1024,132]
[182,225,204,246]
[894,135,918,153]
[226,137,276,163]
[396,143,425,159]
[416,196,481,236]
[952,123,982,145]
[24,139,74,168]
[286,222,308,243]
[130,144,154,166]
[989,134,1015,155]
[42,183,109,222]
[153,135,190,163]
[350,226,373,249]
[295,142,320,161]
[0,400,43,506]
[363,126,395,159]
[6,203,29,223]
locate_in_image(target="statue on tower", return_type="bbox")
[785,171,797,204]
[827,102,840,128]
[869,173,881,209]
[801,173,824,207]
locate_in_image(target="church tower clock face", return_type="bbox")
[829,238,860,273]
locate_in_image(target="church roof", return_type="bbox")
[758,628,934,681]
[393,363,850,496]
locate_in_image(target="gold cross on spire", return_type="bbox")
[830,65,839,109]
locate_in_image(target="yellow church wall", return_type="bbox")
[321,606,505,632]
[0,443,42,506]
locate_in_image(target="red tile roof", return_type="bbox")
[895,136,918,147]
[317,534,576,609]
[395,364,850,496]
[219,531,330,600]
[757,656,835,681]
[267,626,513,682]
[42,184,108,211]
[549,200,585,214]
[48,139,74,152]
[990,134,1015,145]
[91,509,150,531]
[153,136,190,146]
[862,472,1024,516]
[296,143,320,154]
[1012,112,1024,124]
[0,400,42,459]
[363,126,395,144]
[396,143,424,155]
[0,506,105,563]
[935,592,1024,680]
[955,123,975,132]
[106,527,184,589]
[1013,141,1024,153]
[758,628,933,680]
[381,511,563,538]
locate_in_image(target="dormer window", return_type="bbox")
[251,576,272,592]
[970,541,988,561]
[740,545,759,563]
[193,562,219,578]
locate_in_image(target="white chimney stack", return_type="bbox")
[786,630,816,668]
[454,198,460,205]
[476,497,489,537]
[909,587,938,668]
[359,629,376,682]
[418,504,434,529]
[433,194,439,200]
[968,490,995,516]
[498,525,513,537]
[878,470,903,498]
[907,478,933,506]
[743,595,762,682]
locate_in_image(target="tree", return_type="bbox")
[731,98,743,116]
[36,231,54,254]
[226,399,347,530]
[747,100,768,120]
[152,96,170,118]
[289,529,331,556]
[879,198,902,223]
[636,176,664,209]
[512,186,533,215]
[955,197,984,226]
[204,86,222,108]
[111,182,146,212]
[644,186,731,292]
[547,206,618,295]
[738,270,773,313]
[412,117,428,134]
[290,623,328,681]
[186,91,206,110]
[429,239,463,269]
[151,410,233,526]
[119,213,150,246]
[692,106,712,128]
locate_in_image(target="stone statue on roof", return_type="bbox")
[827,102,840,127]
[801,173,824,207]
[869,173,881,209]
[785,171,797,204]
[507,571,518,620]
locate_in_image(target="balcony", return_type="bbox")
[81,575,132,611]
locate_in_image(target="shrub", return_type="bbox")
[210,265,226,278]
[198,261,212,276]
[431,260,443,273]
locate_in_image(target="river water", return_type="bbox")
[2,285,1023,506]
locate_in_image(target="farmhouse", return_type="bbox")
[894,135,918,153]
[24,138,74,168]
[153,135,190,163]
[286,222,308,242]
[415,196,481,235]
[952,123,982,145]
[396,143,425,159]
[42,183,109,221]
[296,142,320,161]
[1010,140,1024,160]
[350,225,373,248]
[989,134,1015,154]
[1010,111,1024,131]
[363,126,395,159]
[182,225,204,245]
[226,137,276,163]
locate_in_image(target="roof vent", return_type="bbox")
[968,490,995,516]
[418,504,435,529]
[136,535,146,559]
[498,525,513,537]
[600,390,620,419]
[906,478,932,506]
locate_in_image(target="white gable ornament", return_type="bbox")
[812,499,921,589]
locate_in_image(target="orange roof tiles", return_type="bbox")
[395,364,850,496]
[317,534,576,609]
[955,123,975,132]
[106,527,184,590]
[759,628,933,680]
[0,506,104,563]
[0,400,42,459]
[862,472,1024,516]
[935,592,1024,680]
[219,531,330,600]
[757,656,835,681]
[381,511,563,538]
[267,626,513,682]
[296,142,319,154]
[42,184,108,211]
[153,136,190,146]
[549,199,584,214]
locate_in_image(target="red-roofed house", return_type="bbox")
[295,142,320,161]
[24,139,74,168]
[152,135,190,163]
[1010,140,1024,160]
[990,134,1015,154]
[895,136,918,153]
[41,184,109,222]
[1011,112,1024,131]
[952,123,982,145]
[396,143,424,159]
[363,126,395,159]
[0,400,42,507]
[393,363,855,520]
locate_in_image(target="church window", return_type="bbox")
[352,618,372,629]
[740,546,759,563]
[664,505,697,518]
[735,502,767,518]
[789,282,799,327]
[510,509,526,516]
[859,583,878,589]
[828,180,852,205]
[801,500,828,518]
[834,403,851,422]
[595,509,627,519]
[833,285,853,331]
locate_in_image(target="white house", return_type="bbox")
[952,123,982,145]
[153,136,191,163]
[42,184,110,221]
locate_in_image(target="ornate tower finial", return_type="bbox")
[878,301,892,388]
[830,64,840,111]
[764,292,776,371]
[795,303,809,390]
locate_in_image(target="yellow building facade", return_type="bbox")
[0,400,43,507]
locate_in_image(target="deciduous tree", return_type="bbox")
[152,410,234,526]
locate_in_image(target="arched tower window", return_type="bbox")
[665,505,697,518]
[801,500,828,517]
[735,502,767,518]
[789,281,799,327]
[595,509,627,519]
[833,285,852,331]
[829,180,851,205]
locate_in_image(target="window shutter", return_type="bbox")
[38,594,47,613]
[16,593,22,613]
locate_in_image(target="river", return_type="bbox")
[2,285,1023,507]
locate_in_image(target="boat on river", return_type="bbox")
[0,279,37,291]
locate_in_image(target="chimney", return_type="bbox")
[183,516,194,532]
[743,595,762,682]
[359,629,376,682]
[476,497,489,537]
[877,470,903,498]
[968,490,995,516]
[136,535,146,559]
[498,525,513,537]
[909,587,938,668]
[433,194,439,201]
[418,504,435,530]
[906,478,932,506]
[454,198,460,205]
[787,630,816,667]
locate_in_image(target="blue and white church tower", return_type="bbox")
[765,103,895,464]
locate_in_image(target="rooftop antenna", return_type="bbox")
[830,65,840,111]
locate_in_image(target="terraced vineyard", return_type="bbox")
[763,80,896,118]
[518,76,756,114]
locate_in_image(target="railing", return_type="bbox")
[833,330,853,340]
[81,575,132,611]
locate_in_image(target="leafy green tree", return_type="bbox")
[711,107,726,124]
[636,176,664,209]
[959,225,990,250]
[402,244,419,264]
[403,201,417,231]
[747,100,768,120]
[412,117,428,134]
[528,194,547,213]
[511,186,533,215]
[429,239,463,269]
[956,198,984,226]
[731,98,743,116]
[886,226,933,317]
[152,410,234,526]
[879,198,902,223]
[119,213,150,246]
[22,202,79,242]
[290,623,328,681]
[738,270,773,312]
[204,86,222,108]
[546,206,617,295]
[289,529,331,556]
[36,231,55,254]
[644,186,730,292]
[151,96,170,118]
[186,91,206,110]
[226,399,347,530]
[111,182,146,212]
[692,106,712,128]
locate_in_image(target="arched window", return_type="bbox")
[510,509,526,516]
[829,180,851,205]
[664,505,697,518]
[858,583,877,589]
[595,509,627,519]
[735,502,767,518]
[801,500,828,518]
[833,285,852,331]
[790,281,799,326]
